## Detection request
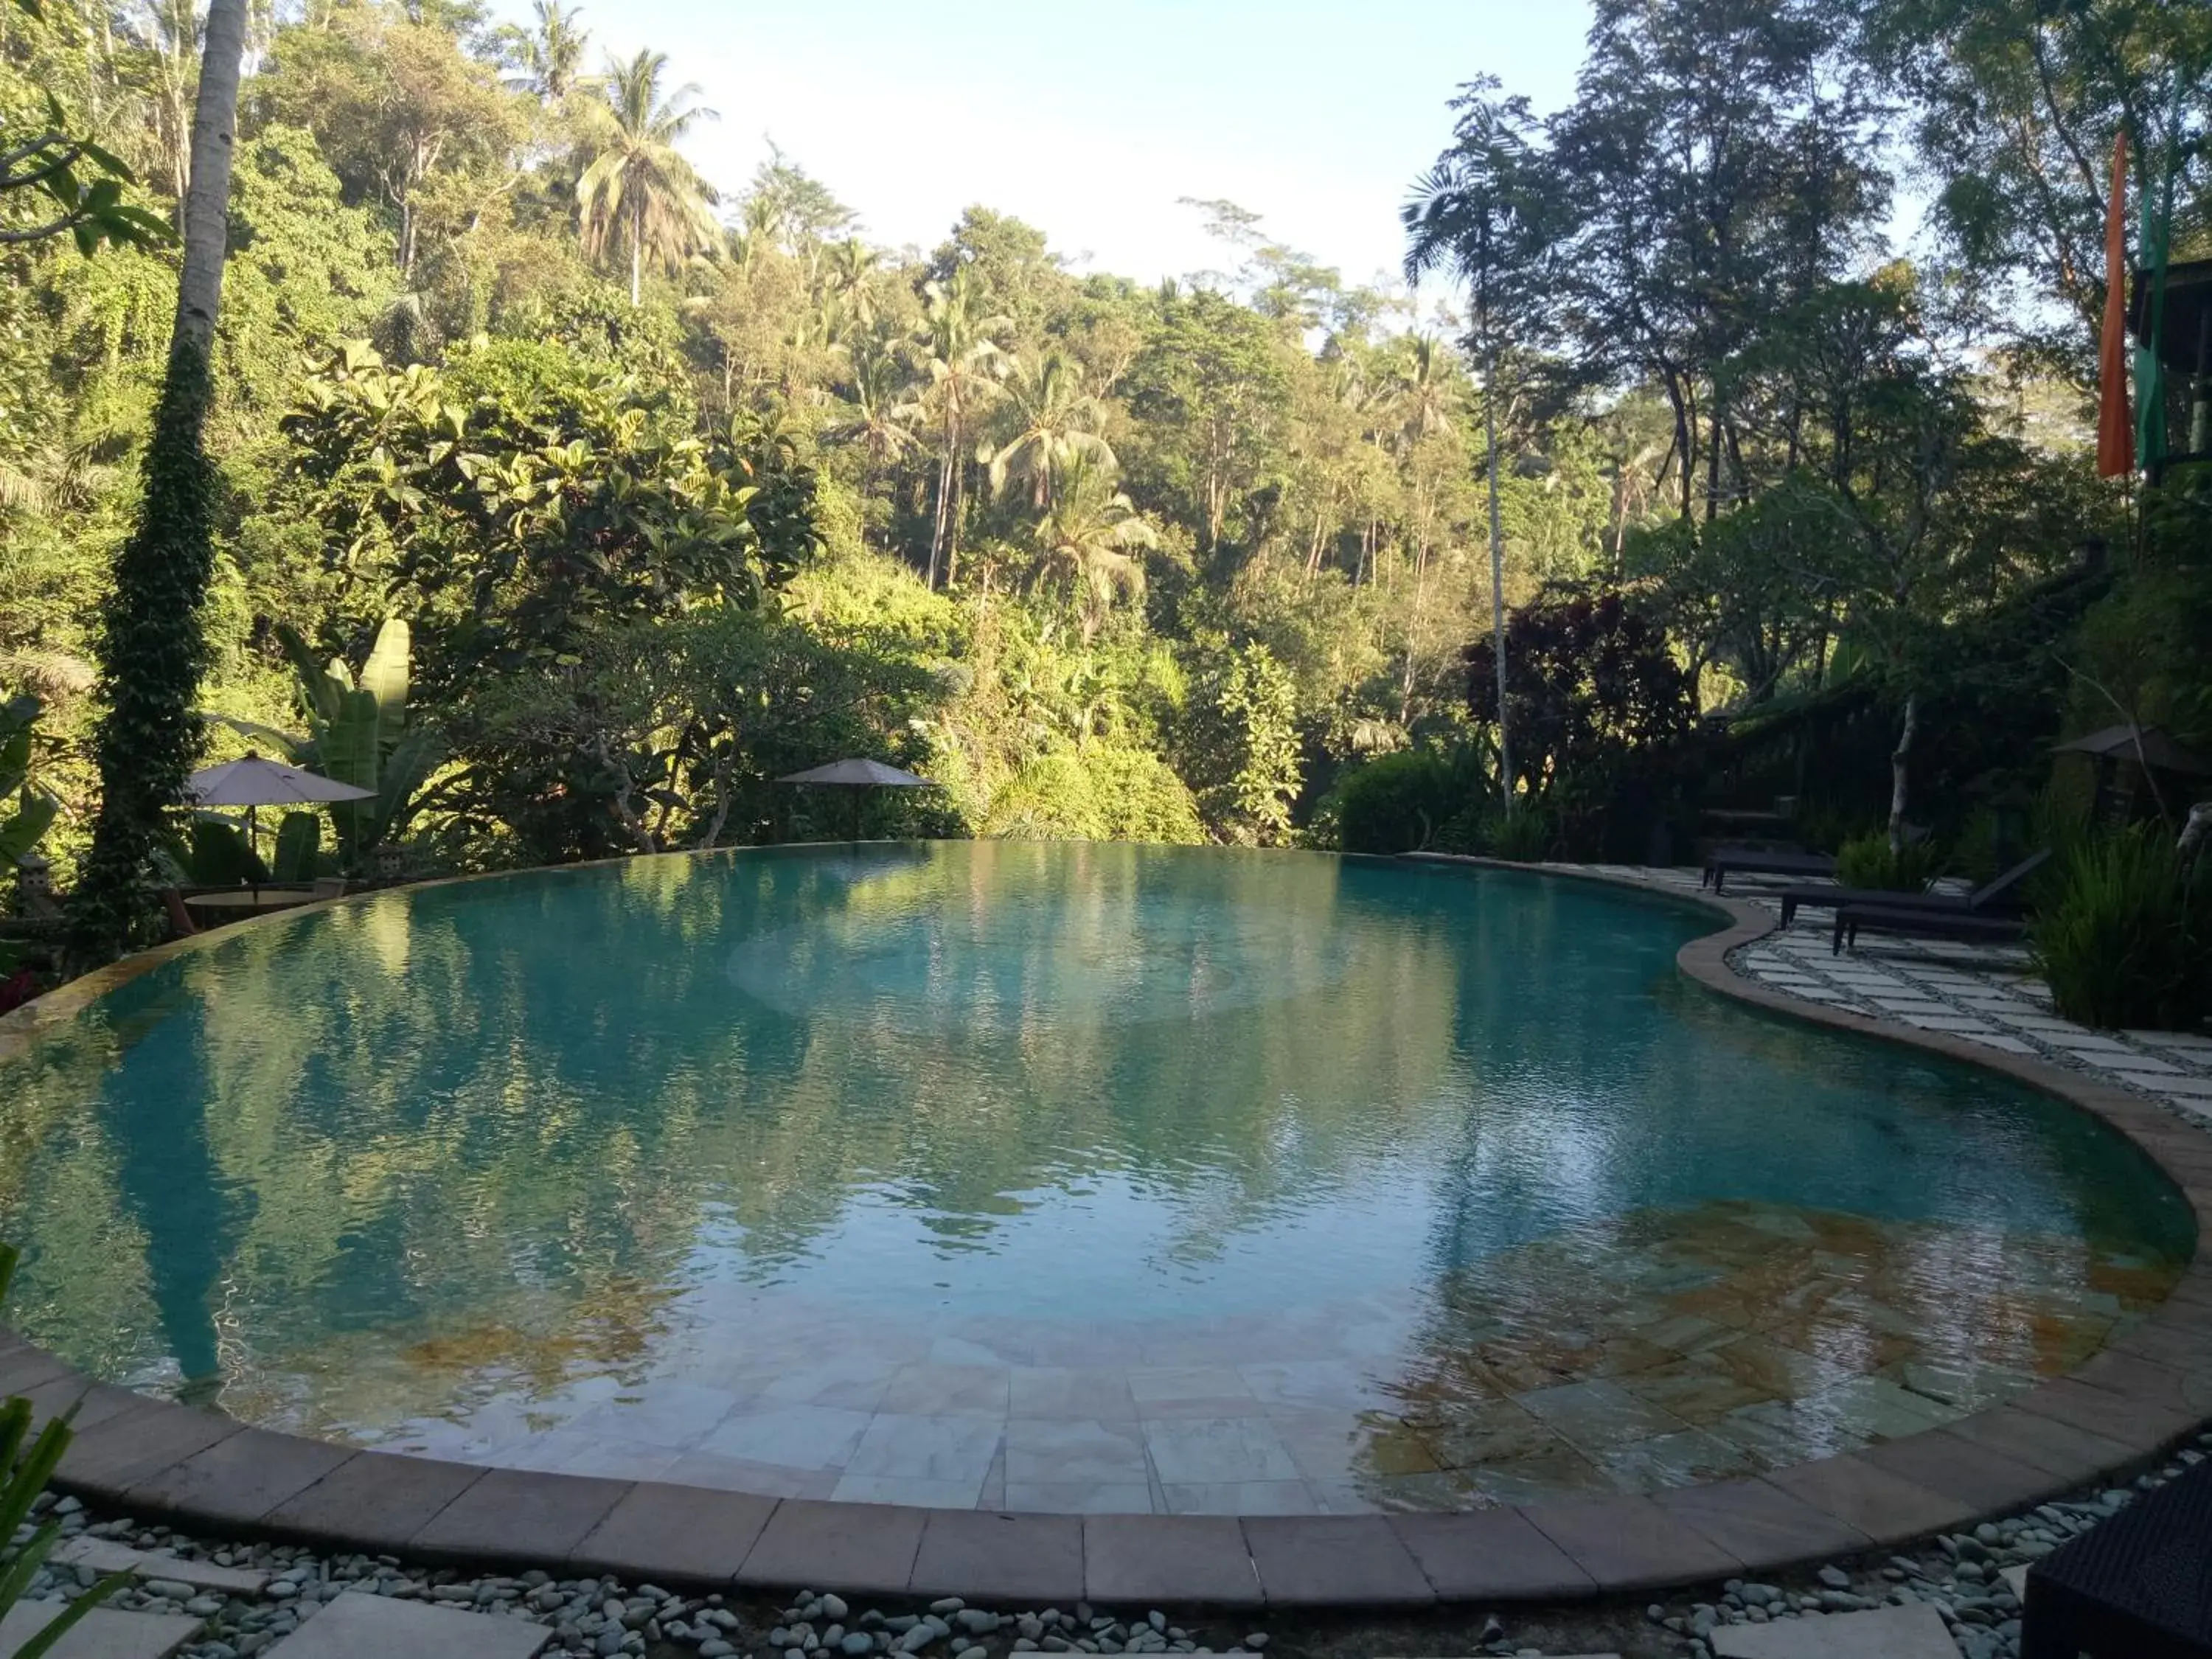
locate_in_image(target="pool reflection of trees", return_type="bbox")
[0,848,1467,1400]
[0,848,2187,1447]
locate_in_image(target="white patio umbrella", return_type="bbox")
[187,751,374,858]
[776,758,931,841]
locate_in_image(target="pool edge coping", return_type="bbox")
[0,845,2205,1610]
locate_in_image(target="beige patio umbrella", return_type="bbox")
[187,751,374,855]
[776,758,931,841]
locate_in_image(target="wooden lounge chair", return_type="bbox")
[1701,847,1837,894]
[1779,849,2051,928]
[1833,902,2028,954]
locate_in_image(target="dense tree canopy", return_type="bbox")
[1,0,2203,901]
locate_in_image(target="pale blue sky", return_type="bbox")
[492,0,1596,301]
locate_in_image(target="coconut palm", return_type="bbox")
[577,49,720,306]
[827,329,922,484]
[981,350,1116,510]
[1032,457,1158,642]
[1391,334,1461,447]
[511,0,590,101]
[824,237,880,332]
[908,270,1011,588]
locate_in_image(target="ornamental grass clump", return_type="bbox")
[2033,825,2210,1032]
[1486,806,1554,863]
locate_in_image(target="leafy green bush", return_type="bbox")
[1332,750,1461,854]
[2034,826,2210,1031]
[1835,832,1942,892]
[981,743,1206,844]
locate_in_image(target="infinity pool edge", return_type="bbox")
[2,845,2208,1608]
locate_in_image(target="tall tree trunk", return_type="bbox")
[1887,692,1919,853]
[66,0,247,970]
[629,203,641,307]
[1703,402,1724,524]
[927,445,953,588]
[945,453,963,587]
[1484,347,1512,816]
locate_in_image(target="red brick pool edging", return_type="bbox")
[1,848,2209,1610]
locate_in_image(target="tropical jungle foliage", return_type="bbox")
[0,0,2207,979]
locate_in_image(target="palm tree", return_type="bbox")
[1391,334,1461,446]
[577,49,719,306]
[981,350,1116,510]
[826,329,922,506]
[908,270,1011,588]
[1032,457,1158,642]
[512,0,590,101]
[1404,80,1551,818]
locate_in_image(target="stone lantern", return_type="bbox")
[13,855,53,917]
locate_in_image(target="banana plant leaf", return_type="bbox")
[186,817,269,886]
[321,689,383,866]
[358,618,409,741]
[205,714,306,762]
[0,790,58,867]
[273,623,348,726]
[271,812,321,883]
[366,729,446,852]
[0,708,32,799]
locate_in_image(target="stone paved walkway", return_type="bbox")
[1567,863,2212,1127]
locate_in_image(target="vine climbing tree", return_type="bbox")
[65,0,249,967]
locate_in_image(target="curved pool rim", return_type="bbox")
[1,844,2209,1609]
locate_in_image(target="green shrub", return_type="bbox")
[2034,826,2210,1031]
[1487,807,1553,863]
[1835,831,1942,892]
[981,743,1206,844]
[1433,802,1492,855]
[1332,750,1461,854]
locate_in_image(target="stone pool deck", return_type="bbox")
[4,856,2212,1610]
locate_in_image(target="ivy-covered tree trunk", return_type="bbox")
[65,0,248,970]
[1886,690,1919,855]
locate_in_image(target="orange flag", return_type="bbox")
[2098,131,2135,478]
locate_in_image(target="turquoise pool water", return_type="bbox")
[0,844,2191,1513]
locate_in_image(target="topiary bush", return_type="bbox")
[2034,826,2210,1031]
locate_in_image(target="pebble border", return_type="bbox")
[1,848,2209,1610]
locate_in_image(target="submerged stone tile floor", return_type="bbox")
[369,1195,2157,1519]
[310,858,2199,1520]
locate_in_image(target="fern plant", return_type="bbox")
[0,1243,129,1655]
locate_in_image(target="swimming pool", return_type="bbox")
[0,844,2189,1514]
